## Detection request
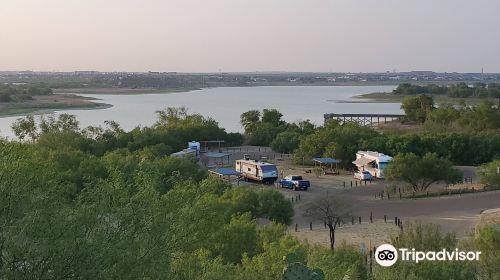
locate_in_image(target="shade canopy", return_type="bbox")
[209,168,241,176]
[205,152,231,158]
[313,157,341,164]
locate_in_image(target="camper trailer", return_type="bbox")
[352,151,392,179]
[171,141,201,161]
[236,159,278,184]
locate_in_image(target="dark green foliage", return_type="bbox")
[393,83,500,98]
[294,121,378,167]
[282,260,325,280]
[0,83,53,103]
[11,107,244,156]
[240,109,315,147]
[271,131,302,153]
[385,153,463,192]
[425,101,500,132]
[479,160,500,187]
[257,189,294,225]
[248,122,284,146]
[401,94,434,123]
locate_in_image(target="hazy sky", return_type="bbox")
[1,0,499,72]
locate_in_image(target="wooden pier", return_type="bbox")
[324,113,404,127]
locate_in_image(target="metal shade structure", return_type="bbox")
[208,168,242,183]
[312,157,341,174]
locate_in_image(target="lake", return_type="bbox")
[0,86,400,138]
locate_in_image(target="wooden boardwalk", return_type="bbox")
[324,113,404,126]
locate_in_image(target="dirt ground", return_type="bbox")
[218,146,500,248]
[477,208,500,228]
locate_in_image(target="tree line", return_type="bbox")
[394,83,500,98]
[0,83,53,102]
[241,106,500,167]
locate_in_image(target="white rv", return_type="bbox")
[352,151,392,179]
[172,141,201,160]
[235,159,278,184]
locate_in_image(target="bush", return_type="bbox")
[257,189,294,225]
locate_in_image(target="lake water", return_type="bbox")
[0,86,400,138]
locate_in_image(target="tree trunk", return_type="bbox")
[328,224,335,250]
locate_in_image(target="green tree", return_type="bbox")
[401,94,434,123]
[248,122,283,146]
[479,160,500,187]
[261,109,284,126]
[385,153,463,192]
[270,131,301,153]
[240,110,261,133]
[257,189,294,225]
[11,115,38,141]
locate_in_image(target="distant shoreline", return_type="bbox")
[355,92,497,105]
[0,85,397,118]
[0,93,111,118]
[53,87,201,95]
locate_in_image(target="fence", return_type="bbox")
[292,213,404,233]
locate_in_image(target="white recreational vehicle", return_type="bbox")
[235,159,278,184]
[352,151,392,179]
[171,141,201,160]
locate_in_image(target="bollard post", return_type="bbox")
[384,215,387,223]
[291,197,294,203]
[350,181,353,188]
[394,217,398,225]
[324,221,327,228]
[399,192,402,200]
[369,249,373,275]
[295,224,298,232]
[343,181,346,188]
[358,216,361,224]
[310,222,312,230]
[426,191,429,197]
[387,192,390,200]
[355,181,358,187]
[370,212,373,223]
[298,194,301,200]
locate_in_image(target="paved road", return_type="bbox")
[275,178,500,237]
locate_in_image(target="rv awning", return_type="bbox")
[352,157,374,166]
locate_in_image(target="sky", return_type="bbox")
[1,0,500,73]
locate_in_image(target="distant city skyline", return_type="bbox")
[1,0,500,72]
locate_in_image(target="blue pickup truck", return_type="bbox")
[279,175,310,191]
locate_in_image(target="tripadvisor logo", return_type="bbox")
[374,243,482,267]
